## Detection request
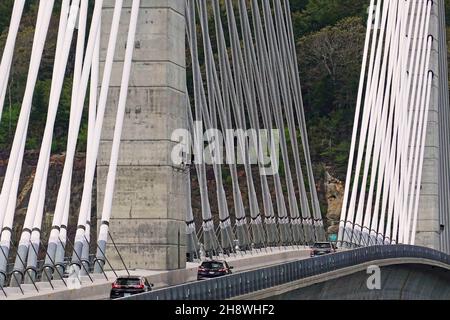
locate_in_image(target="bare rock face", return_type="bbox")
[324,171,344,235]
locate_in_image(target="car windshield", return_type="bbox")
[313,243,332,249]
[115,278,142,286]
[201,262,224,269]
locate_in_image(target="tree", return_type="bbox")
[291,0,368,37]
[298,17,366,178]
[0,1,14,35]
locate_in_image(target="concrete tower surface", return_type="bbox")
[98,1,187,270]
[415,0,449,252]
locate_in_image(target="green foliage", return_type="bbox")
[0,1,14,34]
[298,16,366,178]
[0,103,20,149]
[291,0,368,37]
[0,4,85,154]
[446,0,450,24]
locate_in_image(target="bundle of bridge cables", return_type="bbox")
[0,0,141,288]
[338,0,450,252]
[184,0,326,259]
[0,0,326,290]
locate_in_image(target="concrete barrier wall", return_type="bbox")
[122,245,450,301]
[269,264,450,300]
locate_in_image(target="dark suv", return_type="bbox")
[197,260,233,280]
[310,242,336,257]
[110,276,153,300]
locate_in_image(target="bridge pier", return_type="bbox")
[98,1,187,270]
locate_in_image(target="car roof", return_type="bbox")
[202,260,226,263]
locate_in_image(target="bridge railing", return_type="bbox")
[120,245,450,300]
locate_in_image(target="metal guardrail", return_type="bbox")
[121,245,450,300]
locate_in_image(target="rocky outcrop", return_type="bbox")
[324,171,344,235]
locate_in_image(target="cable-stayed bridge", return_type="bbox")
[0,0,449,300]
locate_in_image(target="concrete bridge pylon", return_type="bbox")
[416,0,450,253]
[98,1,188,271]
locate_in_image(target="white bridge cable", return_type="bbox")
[236,1,273,247]
[384,0,429,244]
[69,0,123,274]
[47,0,73,282]
[76,0,93,277]
[344,0,402,245]
[387,0,425,244]
[185,166,201,261]
[229,0,280,229]
[27,0,89,282]
[221,1,266,245]
[224,0,277,245]
[404,36,433,243]
[348,0,408,245]
[93,0,141,274]
[210,0,280,248]
[243,0,286,245]
[341,0,383,246]
[269,0,312,224]
[261,0,309,243]
[353,0,396,245]
[210,0,256,248]
[352,0,391,243]
[222,0,273,247]
[274,1,316,229]
[186,0,222,255]
[344,0,389,244]
[56,0,90,278]
[0,0,53,233]
[241,0,304,245]
[185,96,222,254]
[338,0,377,245]
[0,0,55,288]
[410,50,434,246]
[183,95,201,261]
[339,0,435,247]
[238,0,296,244]
[42,0,104,279]
[268,0,324,241]
[367,0,406,244]
[195,0,237,252]
[210,1,250,247]
[31,0,86,282]
[401,1,433,244]
[0,0,443,287]
[391,0,431,245]
[246,0,292,244]
[373,0,414,244]
[0,0,26,122]
[10,0,72,286]
[230,5,271,249]
[356,0,395,244]
[219,0,264,248]
[281,0,323,227]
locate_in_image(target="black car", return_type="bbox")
[197,260,233,280]
[110,276,153,300]
[310,242,336,257]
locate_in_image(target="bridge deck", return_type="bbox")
[119,245,450,301]
[0,247,310,300]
